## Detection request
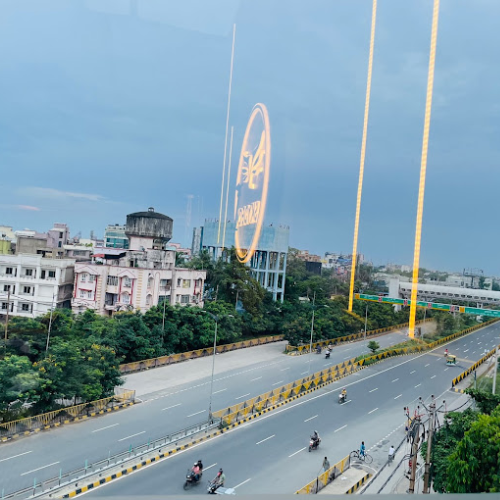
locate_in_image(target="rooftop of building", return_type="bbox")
[127,207,172,221]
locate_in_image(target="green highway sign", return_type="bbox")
[355,293,500,318]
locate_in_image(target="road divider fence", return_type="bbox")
[286,319,429,355]
[295,455,350,494]
[120,335,285,374]
[212,359,359,425]
[0,390,136,442]
[451,343,500,387]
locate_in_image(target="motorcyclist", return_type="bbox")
[325,348,331,358]
[316,345,322,354]
[328,344,333,351]
[191,462,201,482]
[444,348,449,357]
[196,459,203,473]
[341,388,347,399]
[311,430,320,448]
[213,468,225,490]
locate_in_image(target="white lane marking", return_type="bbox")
[369,388,378,393]
[304,415,318,422]
[280,367,291,371]
[465,356,469,359]
[118,431,146,442]
[234,478,251,489]
[187,410,206,418]
[342,400,352,404]
[289,447,306,457]
[444,368,449,372]
[301,371,309,375]
[256,434,275,445]
[250,377,262,382]
[20,461,60,476]
[410,370,416,374]
[343,356,351,360]
[464,349,469,353]
[161,404,182,411]
[334,425,347,432]
[0,451,32,463]
[368,408,378,414]
[235,393,251,400]
[204,463,217,471]
[272,380,284,386]
[424,364,430,367]
[92,423,120,432]
[431,375,436,379]
[415,384,421,388]
[394,394,402,400]
[392,378,399,383]
[213,389,227,394]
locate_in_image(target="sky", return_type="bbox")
[1,0,499,274]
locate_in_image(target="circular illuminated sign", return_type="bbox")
[234,103,271,263]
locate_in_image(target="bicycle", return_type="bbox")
[350,449,373,464]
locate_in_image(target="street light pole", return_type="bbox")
[493,344,498,396]
[364,304,368,350]
[208,318,218,423]
[308,291,317,377]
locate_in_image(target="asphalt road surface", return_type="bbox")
[1,323,498,495]
[80,324,500,496]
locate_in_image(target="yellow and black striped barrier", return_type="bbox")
[346,472,372,494]
[451,343,499,387]
[295,456,350,494]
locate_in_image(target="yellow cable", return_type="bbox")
[409,0,440,338]
[349,0,377,312]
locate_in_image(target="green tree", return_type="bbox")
[446,406,500,492]
[367,341,380,354]
[0,355,39,415]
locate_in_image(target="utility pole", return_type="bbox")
[45,293,55,352]
[408,417,421,494]
[423,398,436,494]
[4,289,10,354]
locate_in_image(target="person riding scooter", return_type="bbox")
[311,430,320,448]
[316,345,322,354]
[339,388,347,403]
[325,349,331,359]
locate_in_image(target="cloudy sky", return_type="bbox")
[1,0,499,274]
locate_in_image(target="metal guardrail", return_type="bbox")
[3,419,221,499]
[120,335,285,374]
[0,390,136,441]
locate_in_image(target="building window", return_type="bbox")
[146,294,152,306]
[2,303,8,310]
[81,274,87,282]
[41,270,46,279]
[147,277,153,289]
[107,276,118,286]
[25,269,33,276]
[23,286,31,294]
[3,285,11,292]
[21,303,30,312]
[181,295,190,304]
[177,278,182,286]
[5,267,13,275]
[123,277,132,288]
[182,279,191,288]
[79,290,85,298]
[58,241,62,248]
[87,291,93,299]
[59,232,63,238]
[49,270,56,278]
[121,292,130,304]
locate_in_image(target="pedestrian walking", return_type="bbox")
[322,457,330,472]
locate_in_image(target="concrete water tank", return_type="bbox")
[125,207,173,243]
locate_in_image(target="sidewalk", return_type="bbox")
[318,464,371,495]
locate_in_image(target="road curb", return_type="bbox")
[346,472,372,494]
[0,402,135,444]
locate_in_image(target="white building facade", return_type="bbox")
[0,254,75,317]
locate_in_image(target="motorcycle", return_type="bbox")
[388,453,395,465]
[309,437,321,452]
[207,479,221,494]
[316,347,322,354]
[325,350,331,359]
[184,469,202,490]
[338,393,346,404]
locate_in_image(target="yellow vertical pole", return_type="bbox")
[409,0,440,338]
[348,0,377,312]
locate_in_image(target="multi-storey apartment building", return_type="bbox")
[0,254,75,317]
[72,208,205,316]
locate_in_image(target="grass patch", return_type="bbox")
[354,339,427,363]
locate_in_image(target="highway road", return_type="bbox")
[0,323,498,495]
[80,323,500,496]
